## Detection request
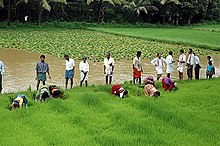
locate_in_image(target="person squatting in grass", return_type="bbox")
[133,51,143,84]
[194,53,201,80]
[162,76,177,91]
[35,55,51,90]
[112,84,128,98]
[35,85,50,102]
[79,57,89,87]
[144,76,160,97]
[206,61,215,79]
[177,49,186,80]
[166,51,175,78]
[64,54,75,89]
[0,60,5,93]
[104,52,114,84]
[187,49,195,80]
[151,53,166,81]
[10,94,28,110]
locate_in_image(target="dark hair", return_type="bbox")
[169,51,173,55]
[137,51,142,56]
[83,57,87,60]
[64,54,69,58]
[180,49,184,53]
[207,56,211,59]
[106,52,110,56]
[189,49,193,52]
[157,53,160,57]
[42,92,49,100]
[124,90,128,96]
[40,55,45,59]
[208,61,212,65]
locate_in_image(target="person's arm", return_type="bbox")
[111,59,114,74]
[151,58,156,66]
[47,64,51,79]
[35,63,38,80]
[72,59,75,76]
[1,62,5,75]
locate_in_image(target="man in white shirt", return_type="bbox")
[133,51,143,84]
[187,49,195,80]
[79,57,89,87]
[194,53,201,80]
[64,54,75,89]
[166,51,175,78]
[104,52,114,84]
[177,49,186,80]
[151,53,166,81]
[0,60,5,93]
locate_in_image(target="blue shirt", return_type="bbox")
[207,65,213,72]
[36,61,49,73]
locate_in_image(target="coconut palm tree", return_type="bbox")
[87,0,122,24]
[122,0,158,24]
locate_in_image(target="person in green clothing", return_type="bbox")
[35,55,51,90]
[35,85,50,102]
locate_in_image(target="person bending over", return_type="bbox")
[162,76,177,91]
[144,76,160,97]
[112,84,128,98]
[35,85,50,102]
[10,94,28,110]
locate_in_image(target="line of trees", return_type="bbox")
[0,0,220,25]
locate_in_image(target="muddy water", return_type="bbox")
[0,48,219,93]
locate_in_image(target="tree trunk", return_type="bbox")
[38,7,43,25]
[188,17,191,25]
[8,0,11,26]
[97,0,103,25]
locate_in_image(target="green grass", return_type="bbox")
[0,79,220,145]
[91,25,220,51]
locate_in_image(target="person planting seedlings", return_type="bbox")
[104,52,114,84]
[112,84,128,99]
[79,57,89,87]
[49,85,63,98]
[162,76,177,91]
[10,94,28,110]
[35,55,51,90]
[166,51,175,78]
[151,53,166,81]
[133,51,143,84]
[177,49,186,80]
[144,76,160,97]
[64,54,75,89]
[35,85,50,102]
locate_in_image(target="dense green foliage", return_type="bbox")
[91,24,220,51]
[0,25,218,61]
[0,0,220,25]
[0,78,220,145]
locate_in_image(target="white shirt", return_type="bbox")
[133,57,142,71]
[166,55,174,68]
[104,57,114,72]
[187,53,195,65]
[210,58,214,66]
[195,56,200,65]
[65,58,75,70]
[0,61,5,75]
[151,57,166,68]
[177,54,186,67]
[79,61,89,72]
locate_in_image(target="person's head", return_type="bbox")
[82,57,87,63]
[208,61,212,66]
[10,101,20,110]
[42,92,49,100]
[40,55,45,62]
[154,91,160,97]
[169,51,173,56]
[53,90,61,98]
[120,90,128,98]
[157,53,161,58]
[180,49,184,54]
[105,52,110,59]
[64,54,69,60]
[207,56,211,60]
[137,51,142,58]
[188,49,193,54]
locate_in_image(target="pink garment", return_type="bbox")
[144,84,158,96]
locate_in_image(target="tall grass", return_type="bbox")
[0,78,220,145]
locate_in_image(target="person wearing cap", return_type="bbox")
[133,51,143,84]
[112,84,128,98]
[104,52,114,84]
[35,85,50,102]
[10,94,28,110]
[0,60,5,93]
[162,76,177,91]
[151,53,166,81]
[79,57,89,87]
[144,76,160,97]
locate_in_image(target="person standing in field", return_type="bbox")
[151,53,166,81]
[0,60,5,93]
[207,56,214,66]
[194,53,201,80]
[166,51,175,78]
[104,52,114,84]
[186,49,195,80]
[177,49,186,80]
[206,61,215,79]
[79,57,89,87]
[64,54,75,89]
[133,51,143,84]
[35,55,51,90]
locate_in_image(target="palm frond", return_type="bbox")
[0,0,4,8]
[42,0,51,11]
